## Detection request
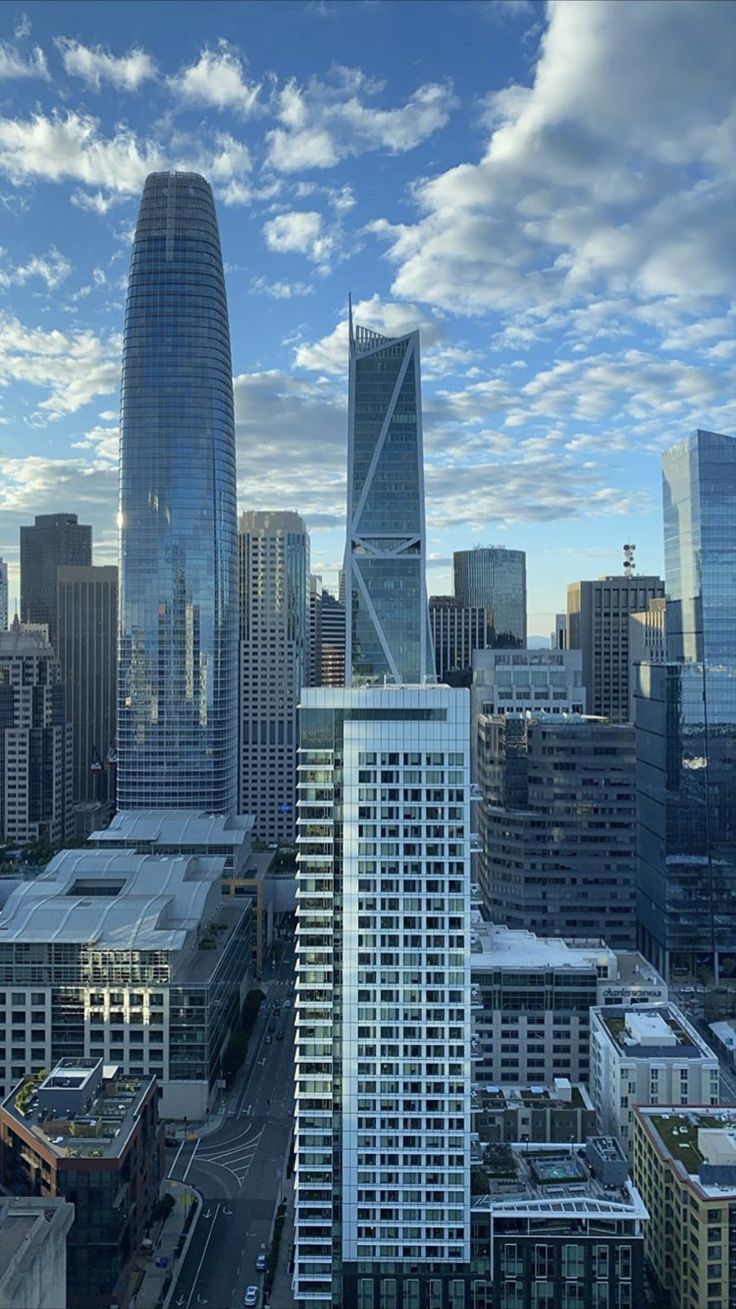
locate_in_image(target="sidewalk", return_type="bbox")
[266,1170,296,1308]
[128,1180,201,1309]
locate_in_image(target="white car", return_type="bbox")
[244,1289,259,1307]
[256,1251,267,1270]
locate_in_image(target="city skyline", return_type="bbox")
[0,1,733,636]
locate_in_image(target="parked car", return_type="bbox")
[264,1035,272,1044]
[244,1288,259,1306]
[277,1030,285,1040]
[256,1251,267,1271]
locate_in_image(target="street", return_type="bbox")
[168,941,295,1309]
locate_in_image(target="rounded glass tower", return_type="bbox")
[118,172,238,813]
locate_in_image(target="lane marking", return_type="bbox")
[185,1201,221,1309]
[182,1139,200,1183]
[169,1138,187,1179]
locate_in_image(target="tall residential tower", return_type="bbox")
[117,172,238,813]
[345,315,432,685]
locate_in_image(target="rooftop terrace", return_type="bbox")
[2,1060,155,1160]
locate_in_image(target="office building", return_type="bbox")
[472,1080,596,1146]
[551,611,567,650]
[471,920,666,1087]
[319,587,346,686]
[590,1003,720,1151]
[477,713,637,946]
[20,514,91,651]
[56,565,117,814]
[0,1196,73,1309]
[470,1139,647,1309]
[0,1059,162,1309]
[429,595,489,684]
[307,573,322,686]
[0,622,72,845]
[0,558,7,631]
[345,315,432,685]
[567,570,664,723]
[633,1104,736,1309]
[118,172,238,813]
[0,849,251,1118]
[453,546,526,647]
[628,597,665,720]
[294,685,471,1305]
[238,511,308,844]
[636,430,736,981]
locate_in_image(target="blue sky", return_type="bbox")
[0,0,733,636]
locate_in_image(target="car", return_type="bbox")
[283,999,291,1009]
[264,1035,272,1044]
[244,1288,259,1306]
[165,1134,179,1147]
[255,1252,267,1271]
[276,1030,285,1040]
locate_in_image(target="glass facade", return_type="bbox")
[636,430,736,980]
[346,321,432,685]
[453,548,526,648]
[118,172,238,813]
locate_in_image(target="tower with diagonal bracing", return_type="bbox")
[344,309,433,685]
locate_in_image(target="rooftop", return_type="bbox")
[2,1060,156,1161]
[594,1003,717,1061]
[471,920,614,973]
[472,1082,593,1112]
[471,1141,647,1220]
[0,1197,74,1298]
[0,849,225,952]
[637,1107,736,1200]
[90,809,254,848]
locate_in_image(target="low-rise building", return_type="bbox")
[0,1196,73,1309]
[471,920,666,1086]
[472,1079,596,1144]
[0,849,252,1118]
[0,1058,162,1309]
[591,1004,720,1150]
[633,1105,736,1309]
[470,1138,648,1309]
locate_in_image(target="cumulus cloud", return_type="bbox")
[371,0,735,316]
[262,210,338,272]
[169,40,260,114]
[266,67,456,172]
[0,313,120,420]
[293,295,476,379]
[0,110,163,194]
[0,247,71,290]
[55,37,156,90]
[0,39,48,80]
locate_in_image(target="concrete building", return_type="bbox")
[0,1059,162,1309]
[567,571,665,723]
[590,1003,720,1151]
[470,1138,647,1309]
[471,920,666,1087]
[477,713,637,947]
[0,559,7,632]
[0,1196,73,1309]
[318,587,346,687]
[19,514,91,652]
[453,546,526,647]
[0,849,252,1118]
[472,1080,596,1145]
[56,565,117,816]
[0,623,72,846]
[429,595,489,684]
[294,684,471,1305]
[627,596,665,720]
[633,1104,736,1309]
[551,611,567,650]
[238,510,309,844]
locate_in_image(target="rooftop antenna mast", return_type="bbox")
[623,543,636,577]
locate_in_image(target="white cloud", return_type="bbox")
[55,37,156,90]
[169,40,260,114]
[266,67,455,172]
[294,295,452,374]
[263,210,337,271]
[250,276,314,299]
[0,110,163,194]
[370,0,735,317]
[0,40,48,80]
[0,313,120,419]
[0,247,71,290]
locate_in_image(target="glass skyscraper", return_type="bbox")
[453,546,527,647]
[118,172,238,813]
[636,430,736,981]
[345,313,432,685]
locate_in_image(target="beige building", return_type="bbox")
[633,1104,736,1309]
